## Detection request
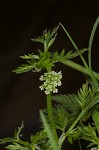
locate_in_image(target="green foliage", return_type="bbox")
[78,124,99,148]
[76,83,99,110]
[92,110,99,134]
[30,130,46,144]
[13,25,88,74]
[0,137,15,145]
[52,93,80,113]
[53,83,99,124]
[13,48,87,74]
[77,84,99,119]
[67,128,80,144]
[0,122,30,150]
[53,106,68,132]
[52,93,81,125]
[5,143,29,150]
[32,25,59,52]
[52,48,88,63]
[1,17,99,150]
[13,64,35,74]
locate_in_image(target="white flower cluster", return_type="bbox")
[91,147,99,150]
[39,71,62,95]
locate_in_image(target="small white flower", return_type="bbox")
[39,75,44,81]
[39,85,44,90]
[45,90,50,95]
[57,81,62,86]
[39,70,62,94]
[53,88,58,93]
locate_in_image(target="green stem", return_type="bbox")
[59,23,78,50]
[40,110,59,150]
[17,139,29,147]
[44,41,47,52]
[60,23,98,85]
[66,110,85,136]
[78,139,83,150]
[61,60,99,81]
[47,94,58,142]
[88,17,99,86]
[58,110,85,147]
[88,17,99,71]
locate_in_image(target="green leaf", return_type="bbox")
[52,94,81,127]
[69,48,88,58]
[32,35,45,44]
[13,64,35,74]
[44,25,59,43]
[60,49,65,57]
[47,36,56,50]
[76,83,99,111]
[67,128,80,144]
[40,110,59,150]
[20,54,39,60]
[6,143,29,150]
[0,137,14,144]
[30,130,47,144]
[76,83,90,109]
[52,94,81,114]
[49,25,59,39]
[54,106,68,132]
[78,124,99,148]
[92,110,99,133]
[32,25,59,52]
[52,48,87,64]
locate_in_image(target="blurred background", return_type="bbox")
[0,0,99,149]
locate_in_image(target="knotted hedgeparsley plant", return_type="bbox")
[0,17,99,150]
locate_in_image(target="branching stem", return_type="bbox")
[61,60,99,81]
[60,22,98,85]
[58,110,85,147]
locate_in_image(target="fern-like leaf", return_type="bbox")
[52,48,88,63]
[53,106,68,132]
[76,83,99,111]
[78,124,99,148]
[52,94,81,126]
[0,137,14,145]
[20,54,39,60]
[32,35,45,44]
[6,143,29,150]
[30,130,47,144]
[92,110,99,134]
[13,64,35,74]
[52,94,81,114]
[32,25,59,52]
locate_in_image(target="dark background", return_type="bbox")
[0,0,99,149]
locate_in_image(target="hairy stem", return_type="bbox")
[47,94,58,142]
[58,110,85,147]
[66,110,85,136]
